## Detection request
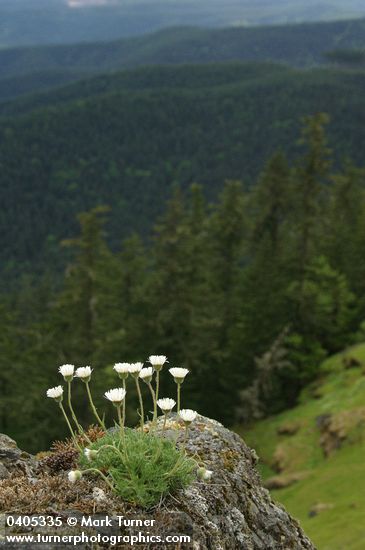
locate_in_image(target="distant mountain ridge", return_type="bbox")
[1,18,365,87]
[1,0,365,48]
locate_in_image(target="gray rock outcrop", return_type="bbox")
[0,434,37,480]
[0,416,315,549]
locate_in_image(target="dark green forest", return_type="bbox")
[0,62,365,277]
[1,113,365,453]
[1,17,365,84]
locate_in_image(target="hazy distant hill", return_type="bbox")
[1,0,365,48]
[0,62,364,274]
[1,18,365,90]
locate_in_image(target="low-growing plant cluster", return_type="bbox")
[47,356,213,507]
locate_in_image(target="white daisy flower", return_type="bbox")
[157,398,176,413]
[113,363,130,380]
[104,387,126,405]
[58,364,75,381]
[179,409,197,424]
[68,470,82,483]
[148,355,168,371]
[46,386,64,401]
[75,366,93,382]
[139,367,154,383]
[128,362,144,378]
[169,367,189,384]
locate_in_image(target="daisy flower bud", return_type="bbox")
[179,409,197,425]
[128,362,143,378]
[84,448,98,461]
[197,467,213,481]
[58,364,75,382]
[148,355,168,372]
[104,387,126,406]
[139,367,154,383]
[46,385,64,402]
[157,398,176,414]
[75,366,93,383]
[68,470,82,483]
[113,363,130,380]
[169,367,189,384]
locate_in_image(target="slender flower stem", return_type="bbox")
[59,402,82,452]
[163,412,168,431]
[147,382,157,427]
[83,468,115,492]
[117,404,124,442]
[184,424,189,447]
[135,378,144,430]
[98,442,129,467]
[67,381,79,430]
[68,381,92,443]
[155,371,160,420]
[177,383,181,413]
[86,382,106,431]
[122,379,126,429]
[163,454,185,478]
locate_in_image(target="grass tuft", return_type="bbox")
[79,429,196,508]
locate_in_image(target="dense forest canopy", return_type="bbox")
[326,48,365,68]
[0,62,364,277]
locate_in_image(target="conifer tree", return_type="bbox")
[50,206,115,425]
[229,154,293,397]
[204,181,248,421]
[97,232,152,364]
[53,206,111,363]
[250,152,292,253]
[287,256,354,355]
[326,163,365,296]
[149,185,223,416]
[292,113,331,288]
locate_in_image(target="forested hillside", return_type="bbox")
[0,62,288,104]
[1,18,365,83]
[2,114,365,455]
[0,71,83,103]
[0,63,365,276]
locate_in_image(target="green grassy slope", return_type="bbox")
[238,343,365,550]
[1,17,365,81]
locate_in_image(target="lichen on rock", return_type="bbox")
[0,416,315,549]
